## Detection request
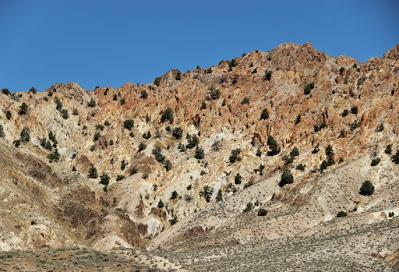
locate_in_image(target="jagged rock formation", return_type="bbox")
[0,43,398,271]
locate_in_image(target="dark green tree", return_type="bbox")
[229,148,241,163]
[87,98,96,107]
[304,82,314,95]
[267,135,280,156]
[88,166,98,179]
[0,124,4,138]
[194,146,204,160]
[264,70,272,81]
[200,185,213,202]
[359,180,374,196]
[260,109,269,120]
[20,127,30,143]
[172,127,183,139]
[161,107,174,123]
[186,134,199,149]
[234,173,242,184]
[100,173,110,186]
[138,142,146,152]
[19,102,28,115]
[279,169,294,187]
[123,119,134,130]
[47,149,60,162]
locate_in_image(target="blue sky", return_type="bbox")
[0,0,398,91]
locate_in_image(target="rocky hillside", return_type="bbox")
[0,43,398,271]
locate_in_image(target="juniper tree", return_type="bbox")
[186,134,199,149]
[279,169,294,187]
[194,146,205,160]
[359,180,374,196]
[123,119,134,130]
[267,135,280,156]
[260,109,269,120]
[200,185,213,202]
[20,127,30,143]
[229,148,241,163]
[0,124,4,138]
[264,70,272,81]
[161,107,174,123]
[88,166,98,179]
[19,102,28,115]
[172,127,183,139]
[100,173,110,186]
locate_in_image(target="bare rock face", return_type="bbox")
[0,43,399,271]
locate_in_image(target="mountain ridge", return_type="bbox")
[0,42,398,271]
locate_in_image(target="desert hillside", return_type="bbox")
[0,43,398,271]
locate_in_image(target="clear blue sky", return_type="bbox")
[0,0,398,92]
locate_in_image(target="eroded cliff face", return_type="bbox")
[0,43,398,259]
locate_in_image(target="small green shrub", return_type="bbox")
[209,87,220,100]
[241,97,250,105]
[164,159,172,171]
[123,119,134,130]
[19,102,29,115]
[172,127,183,139]
[350,106,358,114]
[216,190,223,202]
[295,114,301,125]
[375,122,384,132]
[290,147,299,158]
[169,215,178,225]
[260,109,269,120]
[152,147,167,165]
[170,191,178,200]
[100,173,110,186]
[296,164,305,171]
[55,98,63,111]
[1,88,10,96]
[200,185,213,202]
[153,76,162,86]
[142,131,151,139]
[258,208,267,216]
[5,111,12,120]
[186,134,199,149]
[359,180,374,196]
[392,149,399,164]
[157,200,164,208]
[161,107,174,123]
[304,82,314,95]
[264,70,272,81]
[47,149,60,162]
[267,135,280,156]
[88,166,98,179]
[341,109,349,117]
[279,169,293,187]
[370,157,381,166]
[93,132,101,142]
[0,124,4,138]
[194,146,204,160]
[243,202,253,212]
[337,211,347,218]
[140,90,148,99]
[20,127,30,143]
[385,144,392,154]
[87,98,97,107]
[60,109,69,119]
[229,148,241,163]
[116,175,125,181]
[234,173,242,184]
[138,142,146,152]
